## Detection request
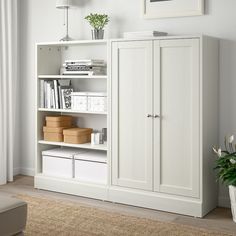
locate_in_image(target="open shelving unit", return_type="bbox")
[35,40,110,198]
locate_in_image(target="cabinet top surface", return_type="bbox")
[36,35,211,47]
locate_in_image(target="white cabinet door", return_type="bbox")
[111,41,153,191]
[154,39,200,198]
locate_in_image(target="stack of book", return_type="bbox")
[62,59,106,76]
[40,80,73,109]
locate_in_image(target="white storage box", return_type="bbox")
[42,148,84,178]
[71,92,88,111]
[71,92,107,112]
[74,151,107,184]
[88,92,107,112]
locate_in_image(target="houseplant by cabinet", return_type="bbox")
[85,13,109,40]
[213,135,236,223]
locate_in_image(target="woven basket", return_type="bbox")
[229,185,236,223]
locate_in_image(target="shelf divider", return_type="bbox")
[38,75,107,80]
[38,140,108,151]
[38,108,107,115]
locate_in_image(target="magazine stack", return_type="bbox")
[62,59,106,76]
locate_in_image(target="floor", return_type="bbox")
[0,175,236,235]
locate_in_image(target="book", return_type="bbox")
[58,80,71,87]
[46,82,52,109]
[59,85,73,109]
[53,80,59,109]
[58,85,62,109]
[64,59,105,66]
[40,80,44,108]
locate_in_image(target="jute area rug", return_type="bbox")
[18,195,232,236]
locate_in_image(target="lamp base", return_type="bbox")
[60,35,73,41]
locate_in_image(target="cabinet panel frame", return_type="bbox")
[111,41,154,191]
[154,39,201,198]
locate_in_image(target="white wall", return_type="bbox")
[19,0,236,207]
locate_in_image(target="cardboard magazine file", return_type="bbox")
[63,128,93,144]
[46,116,73,128]
[43,127,67,142]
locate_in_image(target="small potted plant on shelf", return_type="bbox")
[213,135,236,223]
[85,13,109,40]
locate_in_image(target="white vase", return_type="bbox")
[229,185,236,223]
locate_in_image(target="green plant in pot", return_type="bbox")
[85,13,109,40]
[213,135,236,223]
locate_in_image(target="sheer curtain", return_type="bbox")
[0,0,18,185]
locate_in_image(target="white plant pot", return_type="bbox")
[229,185,236,223]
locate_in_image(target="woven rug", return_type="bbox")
[17,195,232,236]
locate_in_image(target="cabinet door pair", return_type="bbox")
[111,39,200,198]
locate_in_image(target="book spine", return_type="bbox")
[52,88,55,109]
[61,89,65,109]
[40,80,44,108]
[58,85,62,109]
[53,80,59,109]
[46,82,51,109]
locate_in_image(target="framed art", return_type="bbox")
[142,0,204,19]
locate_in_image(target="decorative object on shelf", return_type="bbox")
[56,0,75,41]
[102,128,107,144]
[43,127,65,142]
[213,135,236,223]
[63,128,93,144]
[71,92,107,112]
[46,116,73,128]
[91,131,104,145]
[142,0,204,19]
[123,31,168,39]
[85,13,109,40]
[43,116,73,142]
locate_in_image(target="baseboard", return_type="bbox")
[18,168,35,177]
[13,167,21,176]
[218,196,230,208]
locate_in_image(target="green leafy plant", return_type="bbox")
[85,13,109,30]
[213,135,236,186]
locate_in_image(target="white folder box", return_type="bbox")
[74,151,107,184]
[42,148,85,178]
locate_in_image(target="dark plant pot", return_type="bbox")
[92,29,104,40]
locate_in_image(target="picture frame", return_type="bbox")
[142,0,204,19]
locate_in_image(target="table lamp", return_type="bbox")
[56,0,74,41]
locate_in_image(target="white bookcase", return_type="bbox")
[35,40,110,199]
[35,36,219,218]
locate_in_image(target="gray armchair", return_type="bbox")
[0,195,27,236]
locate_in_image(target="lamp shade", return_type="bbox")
[56,0,73,9]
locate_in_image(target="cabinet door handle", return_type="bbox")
[154,115,160,118]
[147,114,152,118]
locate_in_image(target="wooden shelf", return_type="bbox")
[38,108,107,115]
[38,140,108,151]
[38,75,107,80]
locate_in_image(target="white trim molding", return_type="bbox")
[19,168,35,177]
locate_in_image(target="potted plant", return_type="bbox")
[85,13,109,40]
[213,135,236,222]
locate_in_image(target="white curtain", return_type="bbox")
[0,0,18,185]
